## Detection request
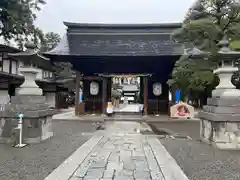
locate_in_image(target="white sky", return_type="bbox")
[35,0,196,35]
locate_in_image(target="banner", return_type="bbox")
[175,89,181,104]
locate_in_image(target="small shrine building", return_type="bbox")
[45,22,183,115]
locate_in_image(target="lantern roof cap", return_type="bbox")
[188,47,209,58]
[218,35,240,55]
[8,43,49,60]
[8,43,51,70]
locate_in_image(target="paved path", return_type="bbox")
[45,122,189,180]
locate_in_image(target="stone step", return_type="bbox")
[105,114,143,121]
[113,111,143,116]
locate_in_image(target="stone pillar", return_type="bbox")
[199,36,240,149]
[143,76,148,116]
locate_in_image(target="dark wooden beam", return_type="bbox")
[98,73,152,77]
[83,76,101,80]
[143,76,148,116]
[75,71,81,116]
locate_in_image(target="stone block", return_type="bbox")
[134,171,151,179]
[123,160,135,170]
[3,109,55,118]
[200,118,240,149]
[207,97,240,107]
[90,161,107,169]
[4,103,48,111]
[213,130,230,143]
[11,95,46,104]
[203,105,240,114]
[214,142,239,150]
[0,95,54,144]
[226,123,239,132]
[103,170,114,179]
[85,168,104,179]
[0,117,18,138]
[201,120,212,140]
[199,111,240,122]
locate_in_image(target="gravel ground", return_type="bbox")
[151,121,240,180]
[0,120,96,180]
[150,121,200,140]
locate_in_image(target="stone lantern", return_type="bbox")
[199,36,240,150]
[9,44,48,96]
[0,43,54,145]
[212,36,240,98]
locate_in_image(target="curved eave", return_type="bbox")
[8,51,52,71]
[8,52,49,61]
[0,44,20,53]
[63,21,182,29]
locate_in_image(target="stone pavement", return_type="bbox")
[45,121,189,180]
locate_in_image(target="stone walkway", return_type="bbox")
[45,122,189,180]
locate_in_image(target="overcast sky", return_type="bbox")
[35,0,195,35]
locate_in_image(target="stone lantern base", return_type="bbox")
[199,97,240,149]
[0,95,55,144]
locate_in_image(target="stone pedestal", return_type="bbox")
[199,98,240,149]
[0,95,55,144]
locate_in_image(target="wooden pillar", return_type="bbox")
[143,76,148,116]
[102,77,107,115]
[75,71,81,116]
[107,77,112,102]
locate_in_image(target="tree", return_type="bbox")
[0,0,46,49]
[39,32,76,80]
[40,32,61,52]
[169,0,240,104]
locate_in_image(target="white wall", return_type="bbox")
[0,90,9,104]
[17,61,23,75]
[11,61,17,74]
[2,60,10,73]
[36,68,43,80]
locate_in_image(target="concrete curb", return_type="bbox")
[53,118,105,122]
[148,137,190,180]
[146,118,200,123]
[52,111,105,122]
[52,111,200,123]
[44,135,103,180]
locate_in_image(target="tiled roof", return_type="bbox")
[45,22,183,57]
[46,34,70,56]
[68,34,183,56]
